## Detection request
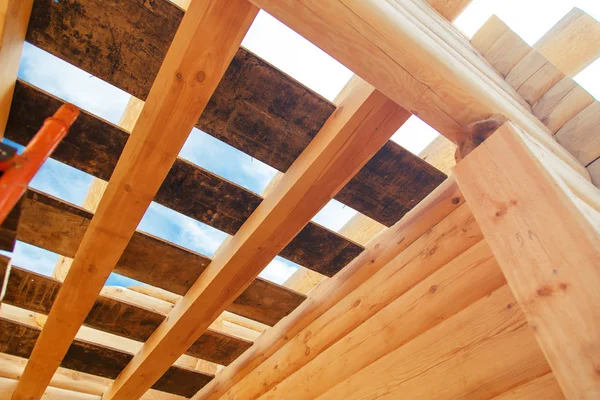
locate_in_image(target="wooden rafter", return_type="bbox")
[102,75,411,399]
[247,0,588,179]
[11,1,259,398]
[0,0,32,138]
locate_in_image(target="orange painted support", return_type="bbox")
[0,103,79,225]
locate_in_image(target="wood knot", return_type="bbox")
[197,71,206,83]
[452,197,461,204]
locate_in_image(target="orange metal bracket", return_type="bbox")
[0,103,79,225]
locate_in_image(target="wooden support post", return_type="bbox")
[534,8,600,77]
[11,1,259,398]
[454,122,600,399]
[103,75,411,399]
[0,0,32,138]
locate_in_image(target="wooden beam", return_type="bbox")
[103,77,411,399]
[193,177,464,399]
[534,8,600,77]
[11,1,259,398]
[315,285,550,399]
[556,102,600,167]
[257,241,508,399]
[3,266,253,366]
[454,122,600,398]
[426,0,472,21]
[491,373,563,400]
[247,0,589,178]
[0,314,212,397]
[210,201,481,399]
[0,0,32,138]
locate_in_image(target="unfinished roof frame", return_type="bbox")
[0,0,598,399]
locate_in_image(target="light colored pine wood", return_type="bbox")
[418,134,456,175]
[534,8,600,77]
[193,177,464,400]
[0,0,32,139]
[259,240,505,399]
[454,122,600,399]
[588,157,600,188]
[103,77,411,399]
[338,214,386,246]
[471,15,510,56]
[0,354,185,400]
[556,101,600,167]
[282,268,326,295]
[491,373,564,400]
[11,1,259,398]
[533,76,595,134]
[484,28,531,78]
[203,200,481,400]
[425,0,472,22]
[317,285,549,399]
[508,51,565,106]
[247,0,588,179]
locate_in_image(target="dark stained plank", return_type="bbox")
[3,266,253,365]
[24,0,446,227]
[335,142,447,226]
[0,200,21,252]
[27,0,182,101]
[6,81,363,275]
[0,317,212,397]
[16,189,306,326]
[0,256,9,298]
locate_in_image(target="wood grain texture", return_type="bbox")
[0,200,19,252]
[454,122,600,399]
[534,8,600,77]
[556,102,600,167]
[318,285,550,400]
[0,0,32,138]
[491,373,564,400]
[3,266,252,365]
[193,178,465,400]
[588,157,600,188]
[533,76,595,134]
[219,203,484,400]
[16,189,305,326]
[426,0,472,21]
[103,78,410,400]
[14,0,259,396]
[0,317,212,397]
[5,81,364,275]
[247,0,588,179]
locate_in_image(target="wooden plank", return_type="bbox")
[6,81,364,274]
[471,15,510,55]
[0,0,32,138]
[491,373,564,400]
[0,376,101,400]
[0,353,186,400]
[317,285,550,399]
[454,122,600,399]
[12,1,259,397]
[0,317,213,397]
[3,266,252,366]
[0,201,19,252]
[247,0,589,179]
[484,28,531,77]
[258,241,506,399]
[212,202,483,400]
[534,8,600,77]
[193,177,465,400]
[589,157,600,188]
[512,54,565,106]
[533,76,595,133]
[102,77,411,399]
[16,189,305,326]
[556,101,600,167]
[426,0,472,22]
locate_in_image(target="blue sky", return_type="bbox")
[3,3,599,288]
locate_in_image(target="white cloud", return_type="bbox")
[9,242,59,276]
[311,199,357,233]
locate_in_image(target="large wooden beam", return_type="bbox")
[454,122,600,398]
[193,177,464,399]
[103,77,410,399]
[11,1,259,399]
[534,8,600,77]
[0,0,32,138]
[247,0,588,179]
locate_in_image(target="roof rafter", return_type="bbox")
[11,0,259,398]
